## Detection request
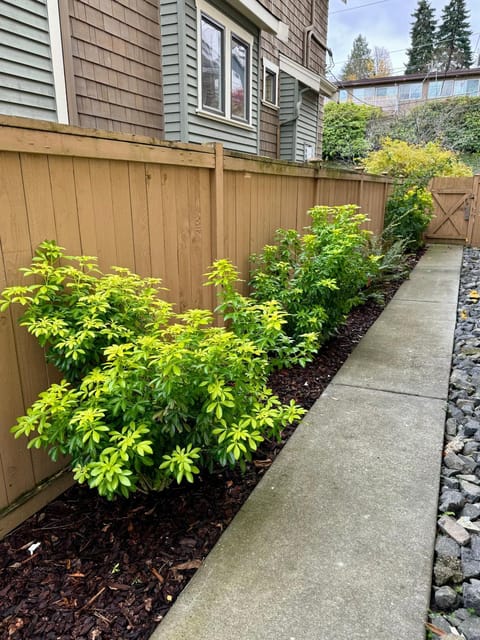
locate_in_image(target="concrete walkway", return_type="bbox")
[150,244,463,640]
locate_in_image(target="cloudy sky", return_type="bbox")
[327,0,480,78]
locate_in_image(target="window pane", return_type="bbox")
[440,80,453,96]
[264,68,277,105]
[339,89,348,103]
[201,17,224,113]
[231,36,248,121]
[428,81,441,98]
[399,82,421,100]
[454,79,467,96]
[467,79,479,96]
[352,87,364,103]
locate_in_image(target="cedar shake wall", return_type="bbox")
[259,0,328,158]
[67,0,164,137]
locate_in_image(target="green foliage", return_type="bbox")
[384,184,434,250]
[205,259,319,370]
[435,0,473,71]
[0,241,171,384]
[341,34,374,81]
[363,234,411,303]
[363,137,473,185]
[368,98,480,158]
[405,0,437,74]
[2,242,305,499]
[322,102,382,163]
[249,205,380,343]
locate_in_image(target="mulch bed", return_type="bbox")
[0,252,423,640]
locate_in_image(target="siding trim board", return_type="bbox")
[46,0,68,123]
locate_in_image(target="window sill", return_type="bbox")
[261,100,279,110]
[196,109,256,131]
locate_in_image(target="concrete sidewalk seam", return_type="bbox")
[330,381,451,402]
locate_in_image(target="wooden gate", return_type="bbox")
[426,176,480,245]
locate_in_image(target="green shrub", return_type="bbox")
[363,137,472,184]
[384,183,434,250]
[205,259,319,370]
[0,240,172,384]
[322,102,382,163]
[249,205,380,342]
[368,97,480,157]
[1,242,305,499]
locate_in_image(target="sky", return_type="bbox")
[327,0,480,79]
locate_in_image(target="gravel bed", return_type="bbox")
[429,248,480,639]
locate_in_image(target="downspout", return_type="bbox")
[303,0,333,69]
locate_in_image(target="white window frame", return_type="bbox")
[262,58,279,108]
[46,0,69,124]
[196,0,254,127]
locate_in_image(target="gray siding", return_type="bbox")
[295,87,319,162]
[0,0,57,121]
[161,0,259,153]
[279,72,296,161]
[160,0,183,140]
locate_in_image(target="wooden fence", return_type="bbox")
[0,116,391,536]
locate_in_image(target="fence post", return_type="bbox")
[212,143,225,259]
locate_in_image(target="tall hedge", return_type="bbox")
[322,102,381,163]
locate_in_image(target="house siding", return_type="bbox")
[159,0,184,141]
[68,0,164,137]
[259,0,328,158]
[0,0,57,121]
[163,0,259,154]
[279,72,296,162]
[295,86,318,162]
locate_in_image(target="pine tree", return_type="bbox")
[405,0,436,74]
[435,0,473,72]
[341,35,374,81]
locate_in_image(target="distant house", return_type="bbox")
[336,67,480,114]
[0,0,336,161]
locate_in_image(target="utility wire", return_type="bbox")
[330,31,480,69]
[330,0,395,15]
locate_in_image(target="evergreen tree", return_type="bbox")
[341,35,374,81]
[405,0,436,74]
[435,0,473,72]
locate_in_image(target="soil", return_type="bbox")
[0,253,423,640]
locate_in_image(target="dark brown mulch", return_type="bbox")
[0,253,423,640]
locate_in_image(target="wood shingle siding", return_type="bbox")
[0,0,57,121]
[68,0,164,137]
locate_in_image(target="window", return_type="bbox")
[375,86,397,98]
[466,79,480,96]
[338,89,348,103]
[197,1,253,125]
[428,80,453,99]
[351,87,374,104]
[262,59,279,107]
[453,78,480,97]
[399,82,422,101]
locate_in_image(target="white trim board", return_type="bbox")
[46,0,69,123]
[279,55,337,97]
[224,0,288,42]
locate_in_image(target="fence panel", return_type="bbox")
[0,117,390,534]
